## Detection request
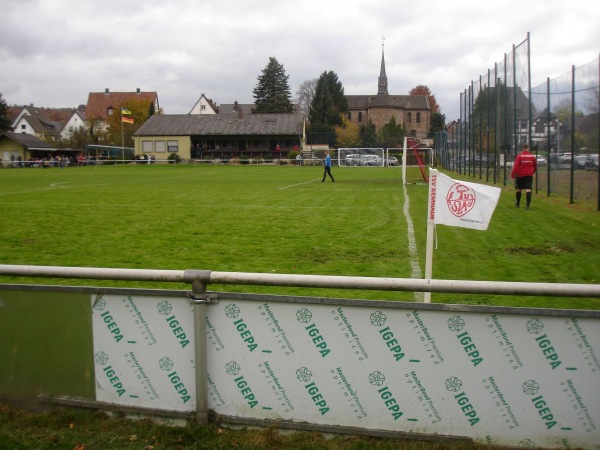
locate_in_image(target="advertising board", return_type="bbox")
[92,293,600,448]
[92,294,196,412]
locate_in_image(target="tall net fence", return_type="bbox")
[436,33,599,210]
[530,59,600,205]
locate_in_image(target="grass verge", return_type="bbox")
[0,403,485,450]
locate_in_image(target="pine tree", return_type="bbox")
[252,57,293,114]
[308,71,348,127]
[360,121,378,147]
[429,111,446,133]
[379,115,405,148]
[307,71,348,146]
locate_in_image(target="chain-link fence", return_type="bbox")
[436,33,599,210]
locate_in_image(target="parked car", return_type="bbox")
[574,155,588,169]
[559,153,572,163]
[386,156,399,166]
[585,154,599,171]
[359,155,383,166]
[344,154,360,166]
[535,155,547,166]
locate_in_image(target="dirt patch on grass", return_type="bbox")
[506,245,577,255]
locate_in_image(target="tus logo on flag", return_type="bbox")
[428,169,501,231]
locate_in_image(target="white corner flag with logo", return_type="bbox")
[423,169,501,303]
[428,169,501,230]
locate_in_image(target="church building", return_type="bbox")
[346,45,431,139]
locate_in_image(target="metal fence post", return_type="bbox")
[184,270,212,424]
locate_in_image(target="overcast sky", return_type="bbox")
[1,0,598,121]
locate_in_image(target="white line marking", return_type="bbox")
[0,171,219,197]
[403,183,423,302]
[278,179,321,190]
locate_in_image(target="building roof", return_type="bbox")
[218,102,254,115]
[218,102,300,115]
[188,93,219,114]
[75,108,86,121]
[532,108,558,121]
[12,106,62,136]
[346,94,430,110]
[135,113,305,137]
[86,89,158,120]
[1,131,53,149]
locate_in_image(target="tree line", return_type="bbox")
[0,56,446,150]
[252,58,446,148]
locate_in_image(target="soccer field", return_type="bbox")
[0,163,599,308]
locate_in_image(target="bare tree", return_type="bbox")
[296,79,318,116]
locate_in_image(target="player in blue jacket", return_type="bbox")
[322,150,335,182]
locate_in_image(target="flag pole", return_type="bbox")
[424,168,438,303]
[121,112,125,162]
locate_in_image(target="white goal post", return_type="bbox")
[399,137,435,184]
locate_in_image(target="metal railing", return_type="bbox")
[1,264,599,298]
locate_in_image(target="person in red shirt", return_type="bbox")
[511,143,537,209]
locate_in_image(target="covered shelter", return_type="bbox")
[0,132,81,167]
[133,113,305,162]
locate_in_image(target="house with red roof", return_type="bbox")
[85,88,159,131]
[10,106,63,141]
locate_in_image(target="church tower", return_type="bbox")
[377,39,388,95]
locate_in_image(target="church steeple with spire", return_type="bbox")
[377,37,388,95]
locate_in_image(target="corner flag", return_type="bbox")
[428,169,501,231]
[423,169,501,303]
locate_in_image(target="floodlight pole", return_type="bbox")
[121,116,125,162]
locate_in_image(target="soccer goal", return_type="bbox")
[397,137,434,184]
[337,148,386,167]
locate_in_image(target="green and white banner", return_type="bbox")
[92,294,600,449]
[92,294,195,412]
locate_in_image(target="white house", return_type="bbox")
[188,93,219,115]
[10,106,62,141]
[60,109,86,140]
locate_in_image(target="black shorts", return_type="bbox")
[516,176,533,190]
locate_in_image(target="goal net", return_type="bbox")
[397,138,434,184]
[337,148,386,167]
